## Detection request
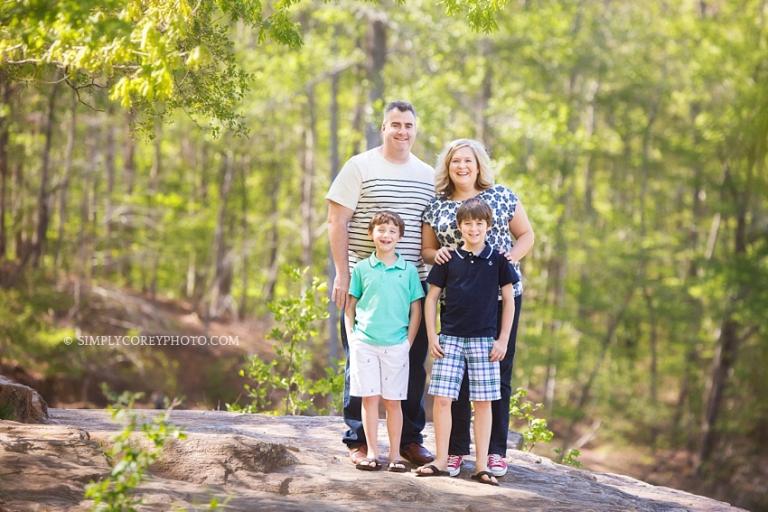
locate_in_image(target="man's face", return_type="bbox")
[370,222,402,252]
[381,109,416,153]
[458,218,488,247]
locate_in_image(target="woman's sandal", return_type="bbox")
[356,457,382,471]
[388,460,409,473]
[415,464,448,477]
[471,470,499,486]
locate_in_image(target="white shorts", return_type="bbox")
[349,336,410,400]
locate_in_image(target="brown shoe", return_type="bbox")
[348,444,368,465]
[399,442,434,466]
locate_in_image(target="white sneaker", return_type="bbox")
[488,453,508,477]
[446,455,463,477]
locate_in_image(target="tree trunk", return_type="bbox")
[697,180,749,468]
[13,161,25,262]
[0,74,12,261]
[209,149,235,319]
[562,283,637,448]
[143,121,161,295]
[124,109,136,195]
[31,81,60,267]
[238,158,249,319]
[672,105,706,444]
[364,13,387,149]
[263,162,280,304]
[300,85,317,281]
[54,90,77,270]
[475,38,493,143]
[120,111,136,283]
[327,66,341,363]
[103,107,116,275]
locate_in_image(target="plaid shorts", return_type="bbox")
[428,335,500,402]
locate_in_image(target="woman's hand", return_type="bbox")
[502,249,518,265]
[434,247,453,265]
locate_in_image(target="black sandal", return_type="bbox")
[471,470,499,486]
[356,457,382,471]
[415,464,448,477]
[388,459,409,473]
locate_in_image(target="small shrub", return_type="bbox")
[228,267,342,415]
[509,388,582,467]
[84,386,186,511]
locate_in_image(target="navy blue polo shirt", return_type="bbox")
[426,244,518,338]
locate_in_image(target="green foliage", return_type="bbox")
[0,0,303,131]
[509,388,554,452]
[0,274,74,368]
[0,402,16,421]
[440,0,509,32]
[554,447,582,468]
[509,388,583,466]
[227,267,340,415]
[84,385,186,512]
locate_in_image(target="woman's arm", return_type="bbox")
[505,201,535,263]
[422,223,452,265]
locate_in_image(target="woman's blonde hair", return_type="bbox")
[434,139,495,198]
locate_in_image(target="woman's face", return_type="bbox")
[448,146,479,190]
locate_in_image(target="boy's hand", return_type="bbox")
[429,338,445,359]
[489,339,507,362]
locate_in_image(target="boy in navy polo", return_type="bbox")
[345,211,425,472]
[415,197,517,485]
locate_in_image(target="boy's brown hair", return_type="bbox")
[456,197,493,225]
[368,210,406,236]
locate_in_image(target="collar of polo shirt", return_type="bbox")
[368,252,407,269]
[455,244,494,260]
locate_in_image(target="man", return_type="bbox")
[326,100,435,466]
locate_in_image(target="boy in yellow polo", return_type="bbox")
[345,211,424,472]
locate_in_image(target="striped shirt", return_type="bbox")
[326,148,435,279]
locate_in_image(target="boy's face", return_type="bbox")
[370,221,402,252]
[458,218,488,246]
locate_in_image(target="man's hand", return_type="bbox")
[489,338,507,362]
[429,337,445,359]
[331,272,349,309]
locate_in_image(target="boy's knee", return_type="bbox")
[381,398,400,408]
[433,396,453,409]
[362,395,380,406]
[472,400,491,410]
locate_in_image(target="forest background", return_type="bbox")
[1,1,766,510]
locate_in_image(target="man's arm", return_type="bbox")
[490,284,515,362]
[327,200,354,309]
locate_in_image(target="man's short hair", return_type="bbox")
[368,210,406,237]
[456,197,493,225]
[383,100,416,120]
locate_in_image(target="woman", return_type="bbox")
[421,139,534,477]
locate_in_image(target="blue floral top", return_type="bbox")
[422,184,523,297]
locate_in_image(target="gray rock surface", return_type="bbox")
[0,409,747,511]
[0,375,49,424]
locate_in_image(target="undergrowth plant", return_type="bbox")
[509,388,581,467]
[84,386,186,511]
[228,267,343,415]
